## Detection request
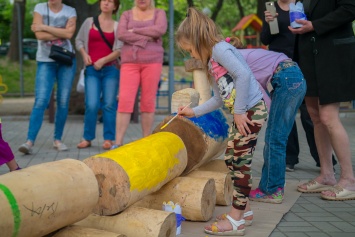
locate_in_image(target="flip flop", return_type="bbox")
[204,215,245,236]
[297,180,333,193]
[321,185,355,201]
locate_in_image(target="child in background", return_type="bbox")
[0,118,21,172]
[227,36,307,203]
[176,8,268,236]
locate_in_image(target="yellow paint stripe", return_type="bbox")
[93,132,186,191]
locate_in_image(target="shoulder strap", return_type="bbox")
[93,16,113,50]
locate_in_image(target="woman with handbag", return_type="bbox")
[75,0,122,150]
[18,0,77,154]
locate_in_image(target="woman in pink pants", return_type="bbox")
[112,0,167,148]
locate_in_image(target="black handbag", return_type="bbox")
[47,3,75,66]
[49,45,75,66]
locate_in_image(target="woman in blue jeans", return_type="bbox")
[227,37,307,204]
[75,0,122,150]
[18,0,77,154]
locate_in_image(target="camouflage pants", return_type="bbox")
[224,100,268,210]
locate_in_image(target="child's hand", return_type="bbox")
[234,113,255,136]
[178,107,195,118]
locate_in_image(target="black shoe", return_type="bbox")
[286,164,295,172]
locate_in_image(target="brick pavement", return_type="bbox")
[1,109,355,236]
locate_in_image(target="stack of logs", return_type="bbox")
[0,59,233,237]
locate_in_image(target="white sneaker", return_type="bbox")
[53,141,68,151]
[18,143,32,154]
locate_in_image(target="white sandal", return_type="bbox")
[216,210,253,226]
[205,215,245,236]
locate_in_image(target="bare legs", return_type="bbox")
[114,112,131,146]
[6,159,20,171]
[301,97,355,194]
[114,112,154,145]
[141,112,154,137]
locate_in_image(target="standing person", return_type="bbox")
[75,0,122,150]
[261,0,337,172]
[176,8,268,235]
[289,0,355,199]
[111,0,167,149]
[0,118,21,172]
[18,0,76,154]
[226,37,306,204]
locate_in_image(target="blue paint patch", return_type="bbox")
[188,109,229,141]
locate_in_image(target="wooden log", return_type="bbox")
[170,88,199,113]
[133,176,216,221]
[184,58,211,104]
[154,109,229,175]
[0,159,99,237]
[52,226,126,237]
[75,207,176,237]
[185,170,232,206]
[83,132,187,215]
[197,159,230,173]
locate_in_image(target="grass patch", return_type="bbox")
[0,57,36,96]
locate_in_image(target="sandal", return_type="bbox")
[297,180,333,193]
[102,140,113,150]
[77,140,91,149]
[216,211,253,226]
[321,185,355,201]
[205,215,245,236]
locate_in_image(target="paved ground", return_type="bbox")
[1,98,355,237]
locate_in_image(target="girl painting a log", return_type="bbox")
[175,7,268,236]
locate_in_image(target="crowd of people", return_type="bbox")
[1,0,355,235]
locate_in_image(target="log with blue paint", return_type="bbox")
[155,108,229,175]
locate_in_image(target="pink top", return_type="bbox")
[88,27,115,65]
[117,9,167,64]
[209,58,228,82]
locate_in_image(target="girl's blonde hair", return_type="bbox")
[228,36,246,49]
[176,7,223,68]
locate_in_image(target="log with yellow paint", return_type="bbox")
[83,132,187,216]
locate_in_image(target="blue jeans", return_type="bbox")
[259,63,307,194]
[83,65,119,141]
[27,59,76,143]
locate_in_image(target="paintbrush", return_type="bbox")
[160,102,192,129]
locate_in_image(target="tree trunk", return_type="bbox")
[211,0,224,21]
[186,0,194,7]
[235,0,245,18]
[63,0,100,114]
[257,0,267,20]
[8,0,26,62]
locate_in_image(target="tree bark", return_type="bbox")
[62,0,100,114]
[211,0,224,21]
[8,0,26,62]
[235,0,245,18]
[186,0,194,7]
[257,0,267,20]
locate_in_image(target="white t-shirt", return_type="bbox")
[34,3,76,62]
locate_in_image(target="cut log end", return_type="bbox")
[184,58,204,72]
[200,178,216,221]
[83,157,131,216]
